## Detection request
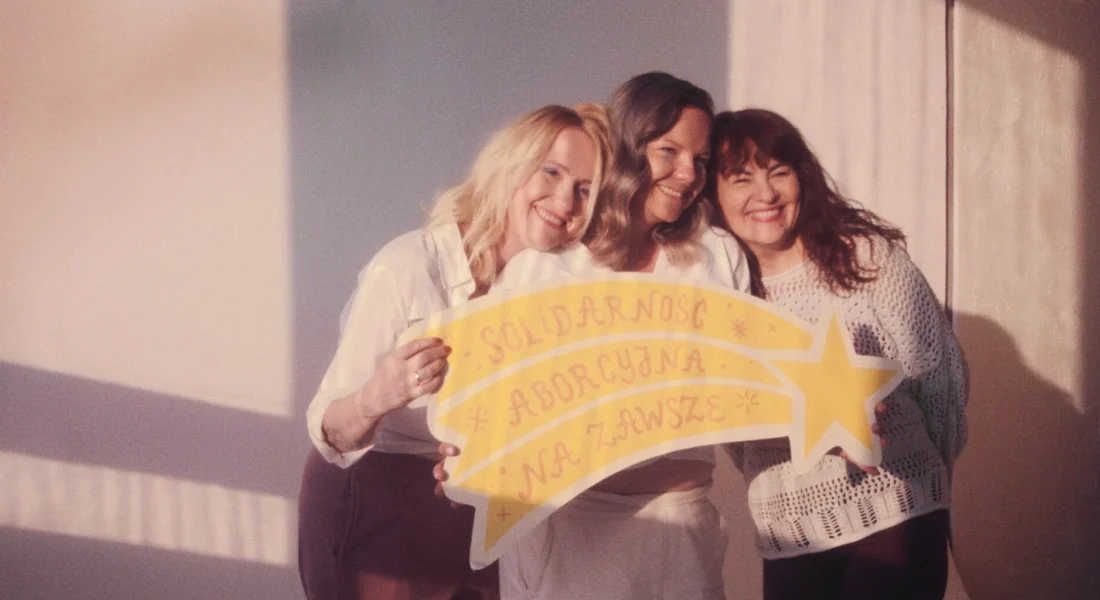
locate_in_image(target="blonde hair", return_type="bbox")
[427,103,610,285]
[584,72,715,271]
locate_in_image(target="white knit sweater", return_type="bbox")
[730,240,967,559]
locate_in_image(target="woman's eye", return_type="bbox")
[771,167,792,178]
[578,185,591,199]
[542,166,560,178]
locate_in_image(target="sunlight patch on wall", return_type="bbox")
[952,5,1084,408]
[726,0,948,298]
[0,1,291,417]
[0,450,293,566]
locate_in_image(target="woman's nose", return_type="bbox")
[755,178,779,202]
[552,181,577,214]
[674,157,697,184]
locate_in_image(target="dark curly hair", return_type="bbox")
[704,109,906,294]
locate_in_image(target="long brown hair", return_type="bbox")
[705,109,905,293]
[584,72,715,270]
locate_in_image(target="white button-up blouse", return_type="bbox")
[306,223,476,468]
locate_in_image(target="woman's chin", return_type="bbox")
[528,232,569,253]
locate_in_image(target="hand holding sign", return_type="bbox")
[401,274,903,566]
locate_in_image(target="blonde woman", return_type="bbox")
[298,103,610,600]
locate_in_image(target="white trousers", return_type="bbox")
[500,485,728,600]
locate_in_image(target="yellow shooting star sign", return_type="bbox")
[771,310,904,473]
[398,277,905,566]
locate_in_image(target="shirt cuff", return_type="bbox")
[307,406,372,469]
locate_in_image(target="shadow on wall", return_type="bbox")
[0,363,305,600]
[951,313,1100,600]
[948,2,1100,599]
[0,526,295,600]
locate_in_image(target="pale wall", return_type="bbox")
[0,1,302,598]
[2,0,1095,598]
[949,1,1100,599]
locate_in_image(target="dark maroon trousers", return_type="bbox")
[298,448,499,600]
[762,509,951,600]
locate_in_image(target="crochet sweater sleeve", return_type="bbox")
[870,247,969,472]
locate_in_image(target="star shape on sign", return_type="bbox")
[769,309,904,474]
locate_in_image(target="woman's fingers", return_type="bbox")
[830,447,880,475]
[432,457,461,508]
[405,340,451,370]
[837,449,880,475]
[872,402,888,447]
[409,358,449,393]
[433,460,449,483]
[871,422,889,447]
[395,337,444,360]
[407,344,451,389]
[420,356,449,380]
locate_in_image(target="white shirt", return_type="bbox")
[306,223,475,467]
[495,226,754,466]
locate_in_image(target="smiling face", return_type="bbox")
[638,106,712,229]
[499,127,597,263]
[715,148,804,268]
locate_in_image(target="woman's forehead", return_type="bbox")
[719,139,778,170]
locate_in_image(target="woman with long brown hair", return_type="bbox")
[705,108,967,600]
[455,72,751,600]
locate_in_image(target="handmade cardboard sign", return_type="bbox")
[400,274,903,566]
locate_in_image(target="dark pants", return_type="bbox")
[298,448,499,600]
[763,509,950,600]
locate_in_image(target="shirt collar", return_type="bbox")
[428,223,477,297]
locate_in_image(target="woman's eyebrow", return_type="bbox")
[546,160,571,174]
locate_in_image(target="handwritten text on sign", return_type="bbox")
[400,274,903,566]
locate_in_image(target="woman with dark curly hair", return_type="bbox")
[704,108,968,600]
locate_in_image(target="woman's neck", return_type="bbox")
[753,238,807,278]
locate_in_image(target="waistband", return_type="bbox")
[565,483,714,513]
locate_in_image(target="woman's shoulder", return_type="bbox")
[366,224,461,271]
[496,243,598,290]
[852,234,913,273]
[693,226,753,291]
[371,225,437,261]
[699,225,741,255]
[851,236,938,303]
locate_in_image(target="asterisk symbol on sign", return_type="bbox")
[736,389,760,414]
[466,406,490,434]
[730,318,749,339]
